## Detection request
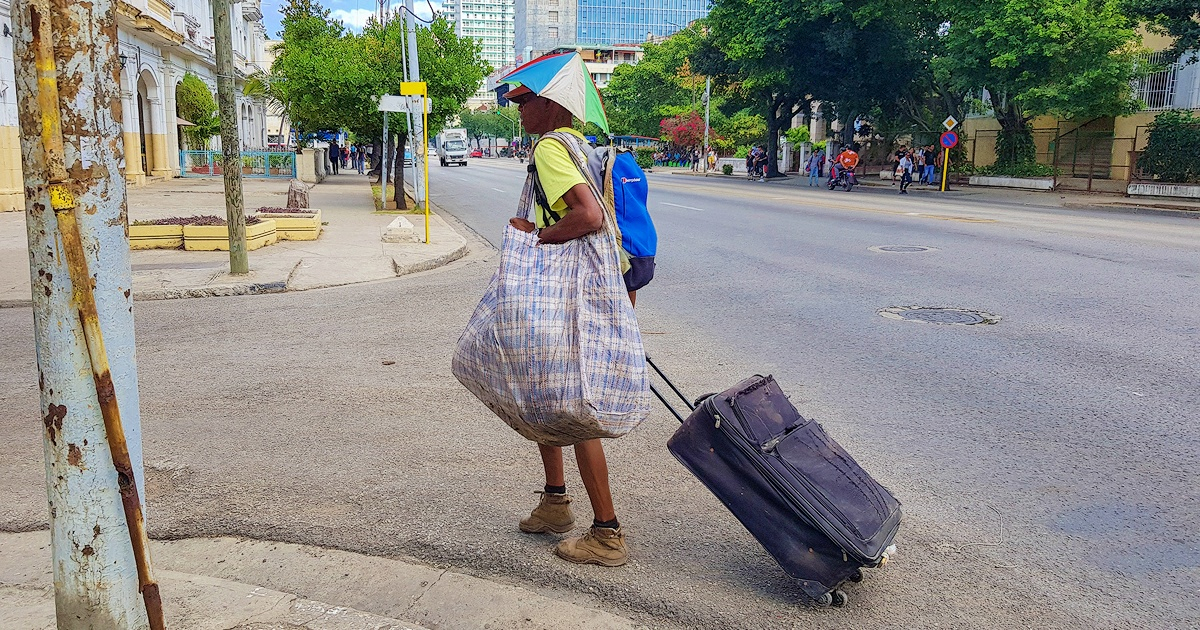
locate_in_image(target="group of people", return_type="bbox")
[891,145,941,194]
[652,148,701,169]
[325,140,369,175]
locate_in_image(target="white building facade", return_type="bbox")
[0,0,270,211]
[444,0,515,106]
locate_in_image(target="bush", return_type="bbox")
[722,164,733,175]
[1139,110,1200,183]
[976,162,1056,178]
[734,146,749,159]
[812,140,826,153]
[634,147,655,169]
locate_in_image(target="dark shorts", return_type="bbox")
[624,256,655,292]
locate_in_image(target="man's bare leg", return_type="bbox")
[538,444,565,487]
[574,439,617,522]
[521,444,574,534]
[628,290,636,307]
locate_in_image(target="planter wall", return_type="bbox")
[129,224,184,250]
[253,210,322,241]
[184,219,278,251]
[968,175,1055,190]
[1127,183,1200,199]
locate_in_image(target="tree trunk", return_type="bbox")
[368,139,383,181]
[394,134,407,211]
[991,91,1035,166]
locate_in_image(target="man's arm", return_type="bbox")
[508,182,604,244]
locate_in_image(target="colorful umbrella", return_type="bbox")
[501,52,609,133]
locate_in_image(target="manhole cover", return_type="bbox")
[868,245,937,253]
[878,306,1001,325]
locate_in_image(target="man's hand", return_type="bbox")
[509,217,536,233]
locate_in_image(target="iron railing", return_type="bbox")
[179,151,297,178]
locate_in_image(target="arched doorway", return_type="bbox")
[137,75,152,176]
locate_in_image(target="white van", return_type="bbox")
[436,129,469,167]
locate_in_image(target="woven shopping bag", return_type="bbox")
[452,132,651,446]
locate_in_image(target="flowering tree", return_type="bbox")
[660,111,706,147]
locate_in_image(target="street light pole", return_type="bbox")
[404,0,426,209]
[703,77,711,175]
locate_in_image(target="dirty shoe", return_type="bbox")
[554,526,627,567]
[519,492,575,534]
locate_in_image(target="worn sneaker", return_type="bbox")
[519,492,575,534]
[554,526,628,567]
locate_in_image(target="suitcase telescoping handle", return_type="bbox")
[645,355,695,425]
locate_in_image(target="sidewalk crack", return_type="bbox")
[401,568,448,617]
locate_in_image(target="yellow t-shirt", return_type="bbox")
[532,128,588,229]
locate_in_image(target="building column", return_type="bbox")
[121,89,145,186]
[161,66,181,177]
[146,95,172,179]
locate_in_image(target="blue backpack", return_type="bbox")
[588,146,656,291]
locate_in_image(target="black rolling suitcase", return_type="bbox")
[647,357,901,606]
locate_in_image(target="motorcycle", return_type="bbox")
[827,167,857,192]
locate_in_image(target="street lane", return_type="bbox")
[1,160,1196,628]
[428,158,1200,624]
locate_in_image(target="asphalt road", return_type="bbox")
[2,161,1197,628]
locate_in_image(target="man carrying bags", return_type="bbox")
[452,53,651,567]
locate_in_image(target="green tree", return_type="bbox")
[937,0,1142,166]
[176,72,221,149]
[1125,0,1200,62]
[459,107,515,149]
[604,25,709,137]
[1138,110,1200,182]
[271,1,488,207]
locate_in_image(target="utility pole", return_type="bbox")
[12,0,163,627]
[213,0,249,273]
[703,77,711,175]
[405,0,425,209]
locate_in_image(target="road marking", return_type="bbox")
[662,202,707,212]
[491,187,505,192]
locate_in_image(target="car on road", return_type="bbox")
[470,149,483,158]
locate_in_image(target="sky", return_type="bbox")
[261,0,445,39]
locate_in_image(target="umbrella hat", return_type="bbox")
[501,52,609,133]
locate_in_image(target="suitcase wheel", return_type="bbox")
[815,589,848,608]
[849,569,864,583]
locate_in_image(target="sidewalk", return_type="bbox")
[661,169,1200,218]
[0,174,468,306]
[0,531,639,630]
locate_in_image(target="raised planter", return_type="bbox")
[184,219,278,251]
[129,224,183,250]
[1127,183,1200,199]
[968,175,1055,190]
[253,209,322,241]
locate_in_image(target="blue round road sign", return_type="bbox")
[940,131,958,149]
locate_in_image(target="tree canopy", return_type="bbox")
[176,72,220,149]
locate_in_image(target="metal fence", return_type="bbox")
[179,151,297,178]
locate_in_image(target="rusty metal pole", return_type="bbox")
[11,0,162,628]
[212,0,248,273]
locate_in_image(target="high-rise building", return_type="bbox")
[444,0,515,103]
[577,0,709,46]
[514,0,709,63]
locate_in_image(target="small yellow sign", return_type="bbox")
[400,81,427,96]
[942,116,959,130]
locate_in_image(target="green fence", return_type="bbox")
[180,151,296,178]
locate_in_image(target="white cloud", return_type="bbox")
[332,2,443,32]
[331,9,376,30]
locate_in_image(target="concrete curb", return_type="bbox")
[392,242,469,277]
[0,531,639,630]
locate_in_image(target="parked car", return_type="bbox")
[470,148,483,158]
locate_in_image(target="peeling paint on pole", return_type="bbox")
[11,0,150,627]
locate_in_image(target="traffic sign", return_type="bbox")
[942,116,958,130]
[940,131,959,149]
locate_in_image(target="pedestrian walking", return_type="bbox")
[467,60,643,567]
[898,152,913,194]
[924,145,937,185]
[328,140,340,175]
[805,149,824,187]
